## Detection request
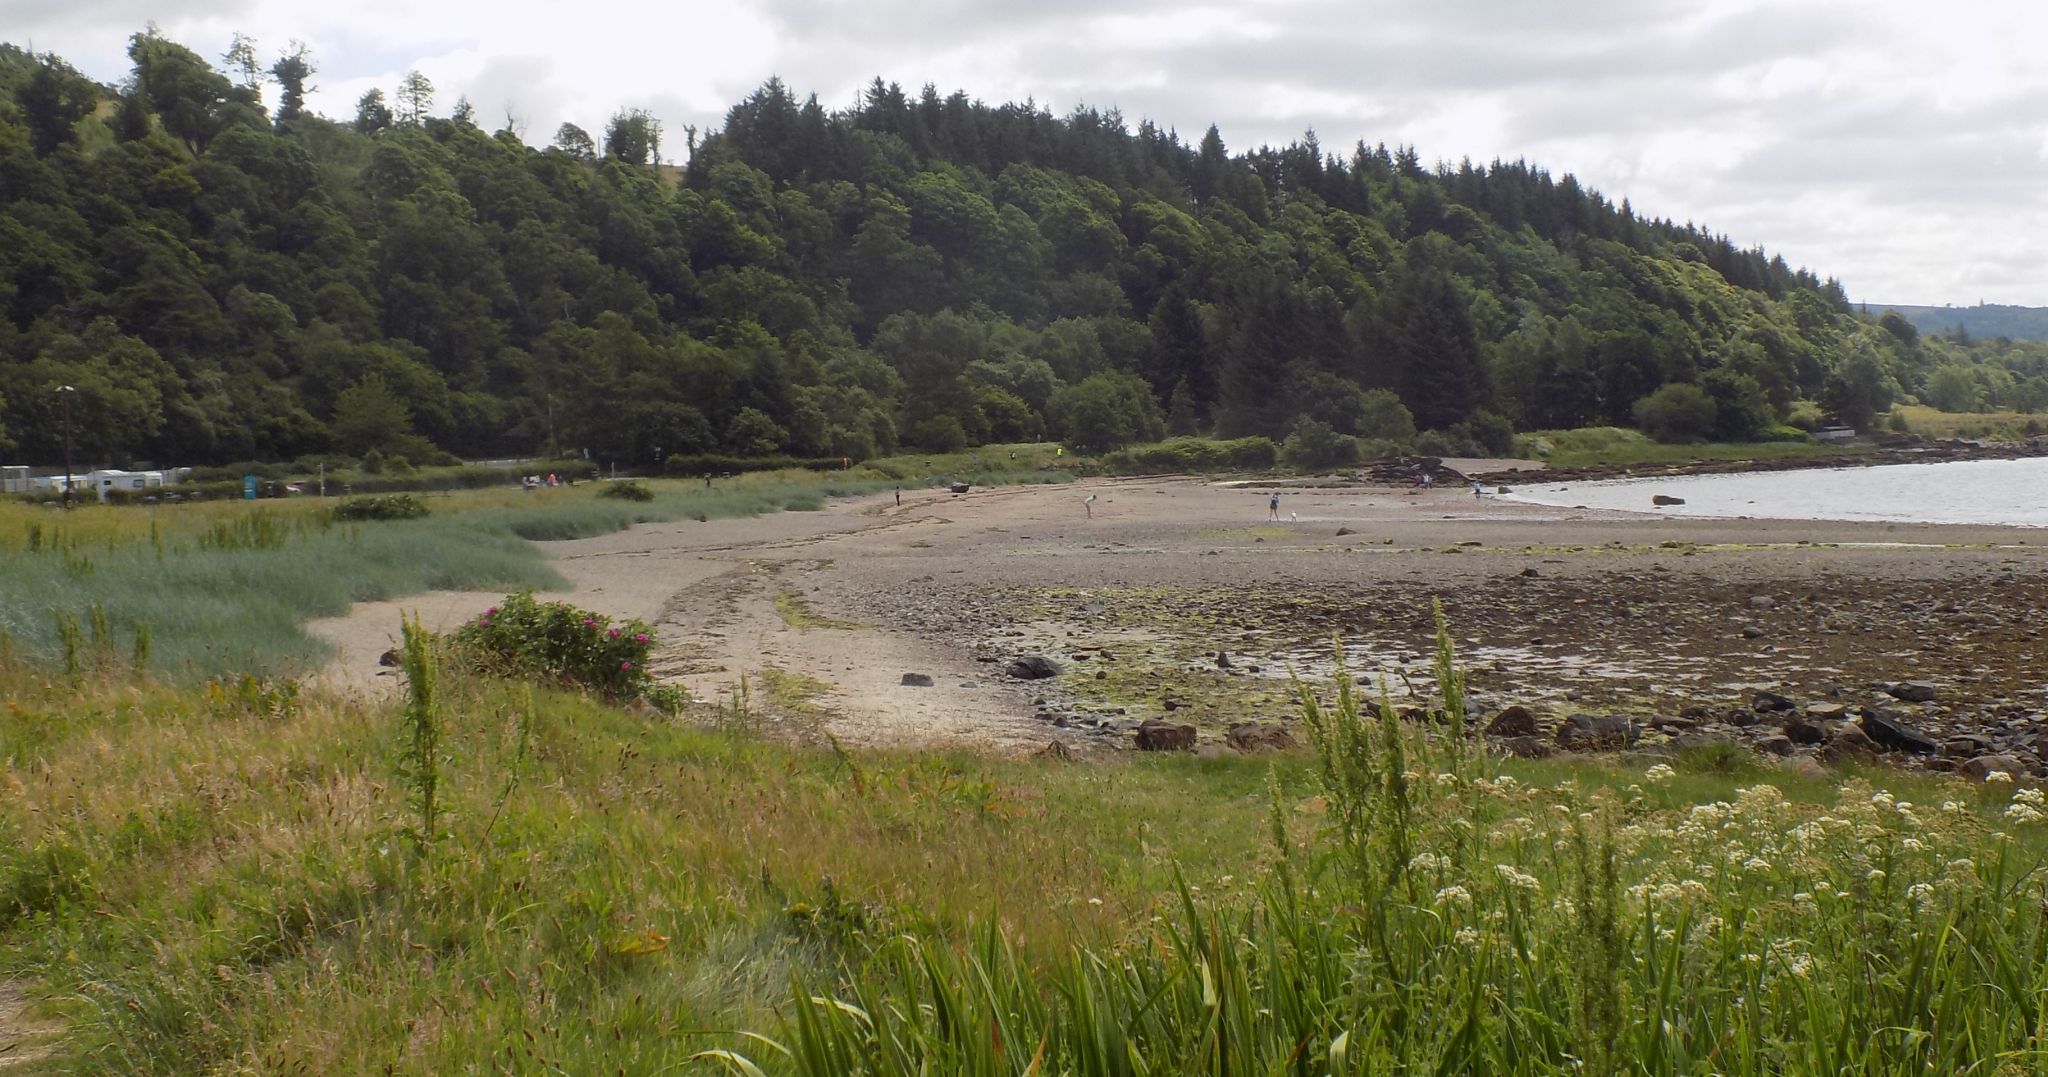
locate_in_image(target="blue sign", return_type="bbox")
[243,474,258,500]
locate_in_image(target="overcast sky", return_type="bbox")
[10,0,2047,305]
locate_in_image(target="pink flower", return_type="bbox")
[608,627,620,639]
[634,633,648,644]
[583,618,595,629]
[486,606,497,616]
[620,660,632,671]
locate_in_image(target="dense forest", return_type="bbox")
[1,31,2040,470]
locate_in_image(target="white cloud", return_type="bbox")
[11,0,2048,303]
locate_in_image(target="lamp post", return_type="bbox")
[58,385,76,509]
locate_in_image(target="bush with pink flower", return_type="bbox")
[455,590,685,711]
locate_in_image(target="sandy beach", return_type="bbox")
[310,475,2048,768]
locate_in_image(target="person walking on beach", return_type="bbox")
[1085,493,1097,519]
[1472,480,1483,499]
[1268,493,1280,521]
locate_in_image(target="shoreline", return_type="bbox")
[307,477,2048,777]
[1469,435,2048,484]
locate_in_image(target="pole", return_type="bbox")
[59,385,75,509]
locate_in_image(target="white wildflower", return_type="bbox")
[1454,927,1480,947]
[1409,852,1447,873]
[1435,885,1472,907]
[1985,770,2015,784]
[2016,787,2046,807]
[1494,864,1542,893]
[1643,763,1677,783]
[2005,803,2044,824]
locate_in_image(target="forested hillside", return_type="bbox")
[0,31,2017,470]
[1870,303,2048,344]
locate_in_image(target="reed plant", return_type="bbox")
[0,473,952,679]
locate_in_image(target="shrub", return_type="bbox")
[1048,372,1166,454]
[1702,369,1774,441]
[454,591,684,710]
[1102,436,1277,473]
[1452,409,1515,456]
[331,494,430,521]
[1356,388,1418,445]
[1785,400,1825,431]
[1758,424,1812,443]
[1632,383,1716,443]
[1279,417,1359,471]
[596,480,653,502]
[1415,428,1479,458]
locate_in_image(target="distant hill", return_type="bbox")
[0,32,1942,469]
[1865,303,2048,342]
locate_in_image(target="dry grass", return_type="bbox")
[0,661,1274,1072]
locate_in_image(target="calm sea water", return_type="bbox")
[1505,456,2048,527]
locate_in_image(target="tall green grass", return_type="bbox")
[5,623,2043,1072]
[0,475,942,679]
[734,624,2048,1074]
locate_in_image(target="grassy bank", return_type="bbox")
[4,633,2045,1072]
[0,452,1067,680]
[1891,404,2048,441]
[1515,426,1855,469]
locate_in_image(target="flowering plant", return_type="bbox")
[455,590,684,710]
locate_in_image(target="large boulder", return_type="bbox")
[1861,710,1939,754]
[1005,655,1062,680]
[1556,714,1639,752]
[1943,734,1996,759]
[1486,704,1539,737]
[1226,722,1294,754]
[1961,754,2028,781]
[1781,717,1827,746]
[1755,733,1796,757]
[1751,690,1795,712]
[1887,681,1938,703]
[1820,725,1879,765]
[1135,720,1197,752]
[1499,736,1555,759]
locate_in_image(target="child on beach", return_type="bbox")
[1268,493,1280,520]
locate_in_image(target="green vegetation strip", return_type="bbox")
[0,468,995,679]
[2,632,2045,1072]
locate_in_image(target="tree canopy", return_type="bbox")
[0,33,1980,470]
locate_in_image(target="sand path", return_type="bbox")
[308,485,1069,752]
